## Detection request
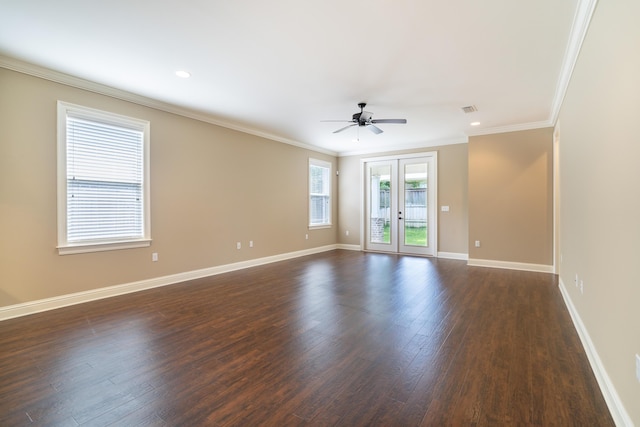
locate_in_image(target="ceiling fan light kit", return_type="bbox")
[322,103,407,135]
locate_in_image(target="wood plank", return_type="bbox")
[0,250,614,426]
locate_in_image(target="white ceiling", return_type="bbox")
[0,0,583,156]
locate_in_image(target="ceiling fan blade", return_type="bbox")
[321,120,354,122]
[333,124,358,134]
[367,124,383,134]
[370,119,407,124]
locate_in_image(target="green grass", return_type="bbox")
[383,224,427,246]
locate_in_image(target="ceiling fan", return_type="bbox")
[322,102,407,134]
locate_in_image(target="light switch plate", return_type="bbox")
[441,206,450,212]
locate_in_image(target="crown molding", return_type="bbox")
[0,55,338,157]
[549,0,599,125]
[2,0,597,158]
[337,136,468,157]
[467,120,553,137]
[470,0,599,136]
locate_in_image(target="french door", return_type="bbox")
[364,153,436,256]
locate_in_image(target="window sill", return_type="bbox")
[58,239,152,255]
[308,224,332,230]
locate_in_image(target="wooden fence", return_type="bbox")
[373,189,427,228]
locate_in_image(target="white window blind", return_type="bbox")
[309,158,331,227]
[57,102,150,254]
[67,115,143,241]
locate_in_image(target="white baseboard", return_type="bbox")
[558,279,633,427]
[0,244,339,321]
[467,258,554,273]
[437,252,468,261]
[336,244,361,251]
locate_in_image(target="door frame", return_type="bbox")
[360,151,438,256]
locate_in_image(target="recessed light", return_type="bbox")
[175,70,191,78]
[470,121,481,126]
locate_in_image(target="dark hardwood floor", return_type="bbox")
[0,250,613,426]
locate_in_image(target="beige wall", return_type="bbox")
[468,128,554,266]
[0,68,337,307]
[338,143,469,255]
[558,0,640,423]
[438,143,469,254]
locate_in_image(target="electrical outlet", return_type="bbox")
[305,234,309,240]
[249,240,253,248]
[345,230,349,236]
[152,252,158,262]
[236,242,241,250]
[636,354,640,383]
[575,274,579,287]
[474,240,480,248]
[580,280,584,294]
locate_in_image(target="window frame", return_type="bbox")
[308,157,332,229]
[56,101,151,255]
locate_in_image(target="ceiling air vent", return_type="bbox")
[461,105,477,114]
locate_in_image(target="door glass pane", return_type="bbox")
[370,164,391,244]
[403,163,428,247]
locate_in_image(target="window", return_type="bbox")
[309,158,331,227]
[57,101,150,254]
